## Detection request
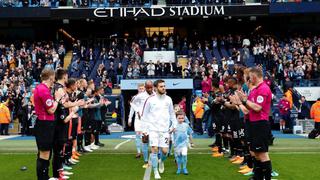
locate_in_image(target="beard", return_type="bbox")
[158,89,166,95]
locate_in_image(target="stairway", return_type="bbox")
[157,0,166,5]
[112,88,121,95]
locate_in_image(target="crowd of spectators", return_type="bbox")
[0,41,66,135]
[68,32,320,91]
[251,35,320,88]
[1,31,320,135]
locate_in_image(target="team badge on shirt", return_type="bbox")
[257,96,264,103]
[46,99,53,107]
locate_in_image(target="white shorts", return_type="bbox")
[149,131,170,148]
[174,146,188,156]
[134,117,142,132]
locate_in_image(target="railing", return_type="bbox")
[292,79,320,87]
[271,0,320,3]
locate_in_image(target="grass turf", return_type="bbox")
[0,138,320,179]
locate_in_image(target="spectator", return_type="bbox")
[116,63,123,86]
[147,62,155,77]
[127,64,133,79]
[140,63,147,77]
[175,61,182,77]
[132,61,140,79]
[201,75,211,94]
[71,58,80,74]
[298,96,310,120]
[155,61,161,77]
[44,59,54,70]
[178,96,187,113]
[278,95,291,131]
[108,65,117,87]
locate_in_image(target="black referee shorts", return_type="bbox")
[248,120,271,153]
[34,119,55,151]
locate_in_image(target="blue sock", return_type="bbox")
[161,151,167,162]
[175,154,182,170]
[151,153,158,171]
[168,141,172,156]
[142,143,149,163]
[182,155,187,169]
[158,150,162,159]
[135,134,142,154]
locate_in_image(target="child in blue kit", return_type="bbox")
[174,110,193,175]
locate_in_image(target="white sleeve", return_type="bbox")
[141,98,151,133]
[128,106,134,124]
[130,95,140,113]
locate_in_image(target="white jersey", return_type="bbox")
[129,91,154,131]
[141,94,177,132]
[130,91,154,115]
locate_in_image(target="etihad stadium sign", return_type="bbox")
[0,5,268,19]
[94,6,225,18]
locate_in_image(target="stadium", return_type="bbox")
[0,1,320,180]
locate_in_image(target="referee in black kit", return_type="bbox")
[231,68,273,180]
[33,69,58,180]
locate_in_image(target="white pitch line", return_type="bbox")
[143,157,152,180]
[0,135,20,141]
[114,139,131,150]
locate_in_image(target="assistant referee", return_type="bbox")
[34,69,58,180]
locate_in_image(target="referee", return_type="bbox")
[33,69,58,180]
[234,67,273,180]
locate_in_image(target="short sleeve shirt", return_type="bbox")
[248,82,272,122]
[174,122,193,149]
[34,83,55,121]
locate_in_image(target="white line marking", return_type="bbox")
[121,135,136,139]
[114,139,131,150]
[0,135,20,141]
[143,157,152,180]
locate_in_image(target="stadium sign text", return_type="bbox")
[94,6,225,18]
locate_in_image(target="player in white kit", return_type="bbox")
[141,80,177,179]
[129,81,154,168]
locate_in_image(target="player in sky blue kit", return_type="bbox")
[174,110,193,175]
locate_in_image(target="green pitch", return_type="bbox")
[0,138,320,180]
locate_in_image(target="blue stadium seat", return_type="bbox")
[220,47,229,58]
[212,48,221,62]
